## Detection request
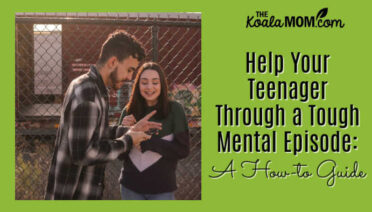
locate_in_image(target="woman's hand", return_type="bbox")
[126,130,151,149]
[121,115,137,127]
[131,110,162,132]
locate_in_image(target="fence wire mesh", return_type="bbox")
[15,13,201,200]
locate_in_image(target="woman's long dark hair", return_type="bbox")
[126,62,169,120]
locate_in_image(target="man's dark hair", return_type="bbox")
[97,30,145,65]
[126,62,169,120]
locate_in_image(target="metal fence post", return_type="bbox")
[152,25,159,62]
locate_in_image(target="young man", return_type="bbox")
[45,30,161,200]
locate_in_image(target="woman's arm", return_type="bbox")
[141,132,190,159]
[140,102,190,160]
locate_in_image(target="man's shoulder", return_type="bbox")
[68,73,99,102]
[71,73,95,87]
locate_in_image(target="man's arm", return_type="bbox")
[67,101,132,166]
[67,101,154,165]
[109,125,129,139]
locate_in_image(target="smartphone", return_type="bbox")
[145,128,159,135]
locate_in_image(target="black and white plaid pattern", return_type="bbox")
[45,66,131,200]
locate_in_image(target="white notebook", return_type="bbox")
[129,134,174,172]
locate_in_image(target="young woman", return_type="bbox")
[117,62,190,200]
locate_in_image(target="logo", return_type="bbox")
[246,8,345,28]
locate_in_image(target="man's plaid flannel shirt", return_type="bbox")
[45,66,131,200]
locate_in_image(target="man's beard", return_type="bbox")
[109,67,123,90]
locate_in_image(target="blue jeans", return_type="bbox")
[120,185,175,200]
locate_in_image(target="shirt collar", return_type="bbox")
[88,65,108,99]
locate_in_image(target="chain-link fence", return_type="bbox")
[15,13,201,200]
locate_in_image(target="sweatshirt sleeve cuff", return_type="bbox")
[115,134,133,153]
[116,126,129,138]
